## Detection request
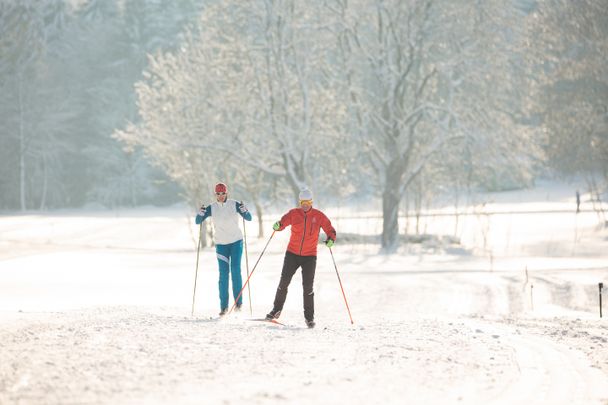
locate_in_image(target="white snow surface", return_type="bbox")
[1,183,608,404]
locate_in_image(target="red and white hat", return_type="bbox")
[215,182,227,193]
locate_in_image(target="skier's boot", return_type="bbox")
[235,303,242,312]
[219,308,228,316]
[265,309,281,320]
[305,319,316,329]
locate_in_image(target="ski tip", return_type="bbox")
[247,318,286,326]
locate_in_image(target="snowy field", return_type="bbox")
[1,183,608,404]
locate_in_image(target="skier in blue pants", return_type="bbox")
[195,182,252,316]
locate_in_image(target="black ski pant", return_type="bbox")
[272,251,316,321]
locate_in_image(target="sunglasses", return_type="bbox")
[299,199,313,205]
[215,192,226,196]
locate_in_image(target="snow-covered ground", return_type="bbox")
[1,183,607,404]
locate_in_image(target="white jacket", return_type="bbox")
[198,199,249,245]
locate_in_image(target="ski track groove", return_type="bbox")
[460,318,608,405]
[3,308,606,404]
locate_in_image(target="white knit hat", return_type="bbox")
[299,189,313,201]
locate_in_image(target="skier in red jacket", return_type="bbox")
[265,189,336,328]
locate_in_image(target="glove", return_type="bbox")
[198,205,206,216]
[272,221,281,231]
[238,202,248,214]
[325,239,334,248]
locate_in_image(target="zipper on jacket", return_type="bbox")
[309,214,314,236]
[299,212,308,255]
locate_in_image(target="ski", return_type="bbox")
[248,318,286,326]
[247,318,317,329]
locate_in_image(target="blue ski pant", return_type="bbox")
[216,240,243,310]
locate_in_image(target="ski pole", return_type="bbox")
[191,221,203,317]
[228,230,276,315]
[243,215,252,315]
[600,282,603,318]
[329,247,354,324]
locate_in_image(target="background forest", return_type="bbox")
[1,0,607,251]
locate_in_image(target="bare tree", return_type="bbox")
[524,0,608,215]
[115,0,346,210]
[0,0,80,210]
[330,0,533,251]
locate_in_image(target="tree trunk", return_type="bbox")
[381,159,405,253]
[255,201,264,238]
[39,152,48,210]
[381,186,400,253]
[286,173,305,205]
[18,76,26,211]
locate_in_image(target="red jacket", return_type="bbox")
[278,207,336,257]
